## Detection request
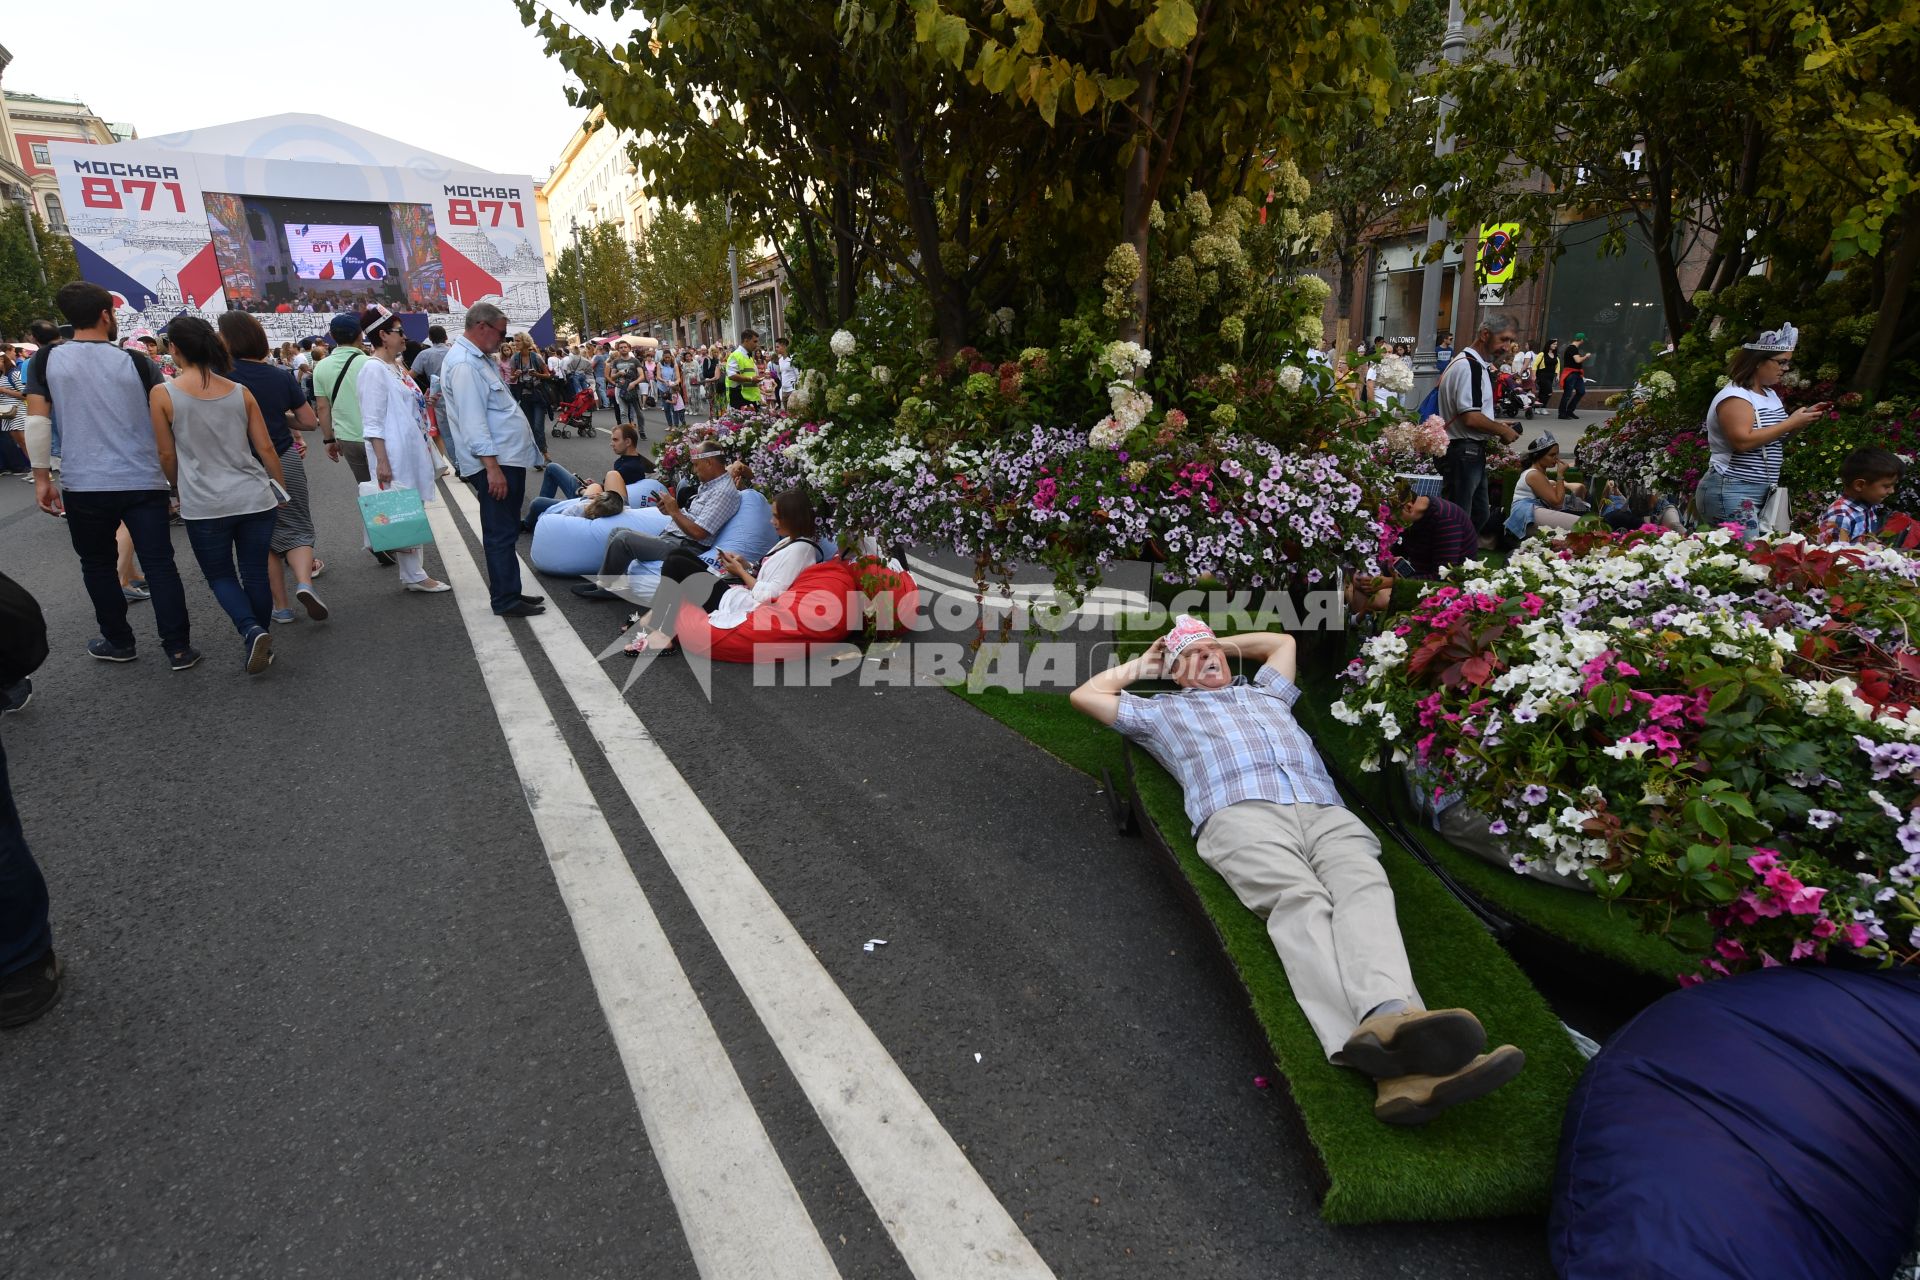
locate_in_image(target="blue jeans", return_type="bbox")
[1439,439,1494,535]
[516,391,549,456]
[521,467,583,530]
[467,466,527,612]
[185,507,278,643]
[63,488,191,652]
[593,374,609,407]
[1694,470,1773,538]
[0,732,51,978]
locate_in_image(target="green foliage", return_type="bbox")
[632,197,743,339]
[0,208,69,341]
[548,219,642,339]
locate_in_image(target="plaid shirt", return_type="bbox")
[1113,665,1341,833]
[1818,495,1885,544]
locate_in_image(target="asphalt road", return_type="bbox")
[0,409,1554,1278]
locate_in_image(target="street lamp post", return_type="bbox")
[725,196,743,342]
[1412,0,1469,399]
[570,214,592,341]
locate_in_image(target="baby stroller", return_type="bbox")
[1496,369,1539,419]
[553,387,598,438]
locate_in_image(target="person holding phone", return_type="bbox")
[358,306,449,595]
[149,317,288,675]
[1695,323,1830,537]
[623,489,822,654]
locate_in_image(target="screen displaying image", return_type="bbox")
[203,192,445,317]
[284,223,387,281]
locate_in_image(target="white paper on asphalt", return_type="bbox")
[424,496,842,1280]
[441,479,1057,1280]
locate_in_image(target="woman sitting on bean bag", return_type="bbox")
[624,489,824,654]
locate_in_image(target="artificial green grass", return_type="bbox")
[953,686,1586,1223]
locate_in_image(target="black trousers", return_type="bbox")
[659,547,733,613]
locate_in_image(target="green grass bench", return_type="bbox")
[953,686,1586,1223]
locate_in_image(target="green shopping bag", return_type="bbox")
[357,482,434,552]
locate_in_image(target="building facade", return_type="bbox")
[0,76,128,234]
[537,105,649,269]
[536,107,788,347]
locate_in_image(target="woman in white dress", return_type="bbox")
[356,306,449,593]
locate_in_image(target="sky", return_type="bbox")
[0,0,629,180]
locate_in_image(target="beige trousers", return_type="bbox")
[1197,801,1421,1059]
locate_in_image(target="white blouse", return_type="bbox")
[709,539,821,631]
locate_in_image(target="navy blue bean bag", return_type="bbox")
[1551,966,1920,1279]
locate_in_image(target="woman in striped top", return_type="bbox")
[1693,323,1830,537]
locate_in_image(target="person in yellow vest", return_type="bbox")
[726,330,763,412]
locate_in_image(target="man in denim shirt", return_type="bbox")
[439,304,546,617]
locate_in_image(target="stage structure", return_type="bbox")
[51,114,554,347]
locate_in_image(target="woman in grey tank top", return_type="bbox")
[149,317,289,675]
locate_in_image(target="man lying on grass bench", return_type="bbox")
[1070,616,1525,1125]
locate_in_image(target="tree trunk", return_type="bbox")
[1644,146,1694,342]
[1853,202,1920,398]
[887,85,969,354]
[832,179,859,324]
[1117,71,1159,345]
[1333,245,1360,356]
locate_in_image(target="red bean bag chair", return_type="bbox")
[846,556,919,638]
[674,558,919,663]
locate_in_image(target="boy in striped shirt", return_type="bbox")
[1818,447,1902,544]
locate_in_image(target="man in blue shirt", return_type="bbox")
[1071,615,1524,1125]
[438,304,546,617]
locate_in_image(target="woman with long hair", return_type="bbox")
[1534,339,1559,402]
[217,311,329,624]
[624,488,823,654]
[357,305,449,594]
[507,333,552,464]
[149,317,289,675]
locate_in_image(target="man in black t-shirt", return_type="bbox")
[1558,333,1590,419]
[520,421,656,529]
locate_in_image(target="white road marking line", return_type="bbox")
[423,496,842,1280]
[443,480,1058,1280]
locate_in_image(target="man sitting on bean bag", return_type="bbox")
[573,440,740,600]
[1070,615,1525,1124]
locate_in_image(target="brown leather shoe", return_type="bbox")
[1339,1007,1486,1080]
[1374,1045,1526,1126]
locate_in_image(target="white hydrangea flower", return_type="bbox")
[870,365,892,385]
[829,329,857,358]
[1277,365,1304,393]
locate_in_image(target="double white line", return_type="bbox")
[429,482,1056,1280]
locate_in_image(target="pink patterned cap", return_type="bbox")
[1163,614,1216,662]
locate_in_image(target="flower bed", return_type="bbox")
[657,332,1402,596]
[1332,527,1920,978]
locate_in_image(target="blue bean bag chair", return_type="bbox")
[527,479,669,575]
[1550,965,1920,1280]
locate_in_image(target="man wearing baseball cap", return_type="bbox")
[1071,616,1524,1124]
[312,313,396,565]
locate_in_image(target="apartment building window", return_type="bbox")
[29,143,50,167]
[43,194,65,231]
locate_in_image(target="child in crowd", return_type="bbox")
[1818,447,1903,544]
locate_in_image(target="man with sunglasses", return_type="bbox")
[439,304,546,616]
